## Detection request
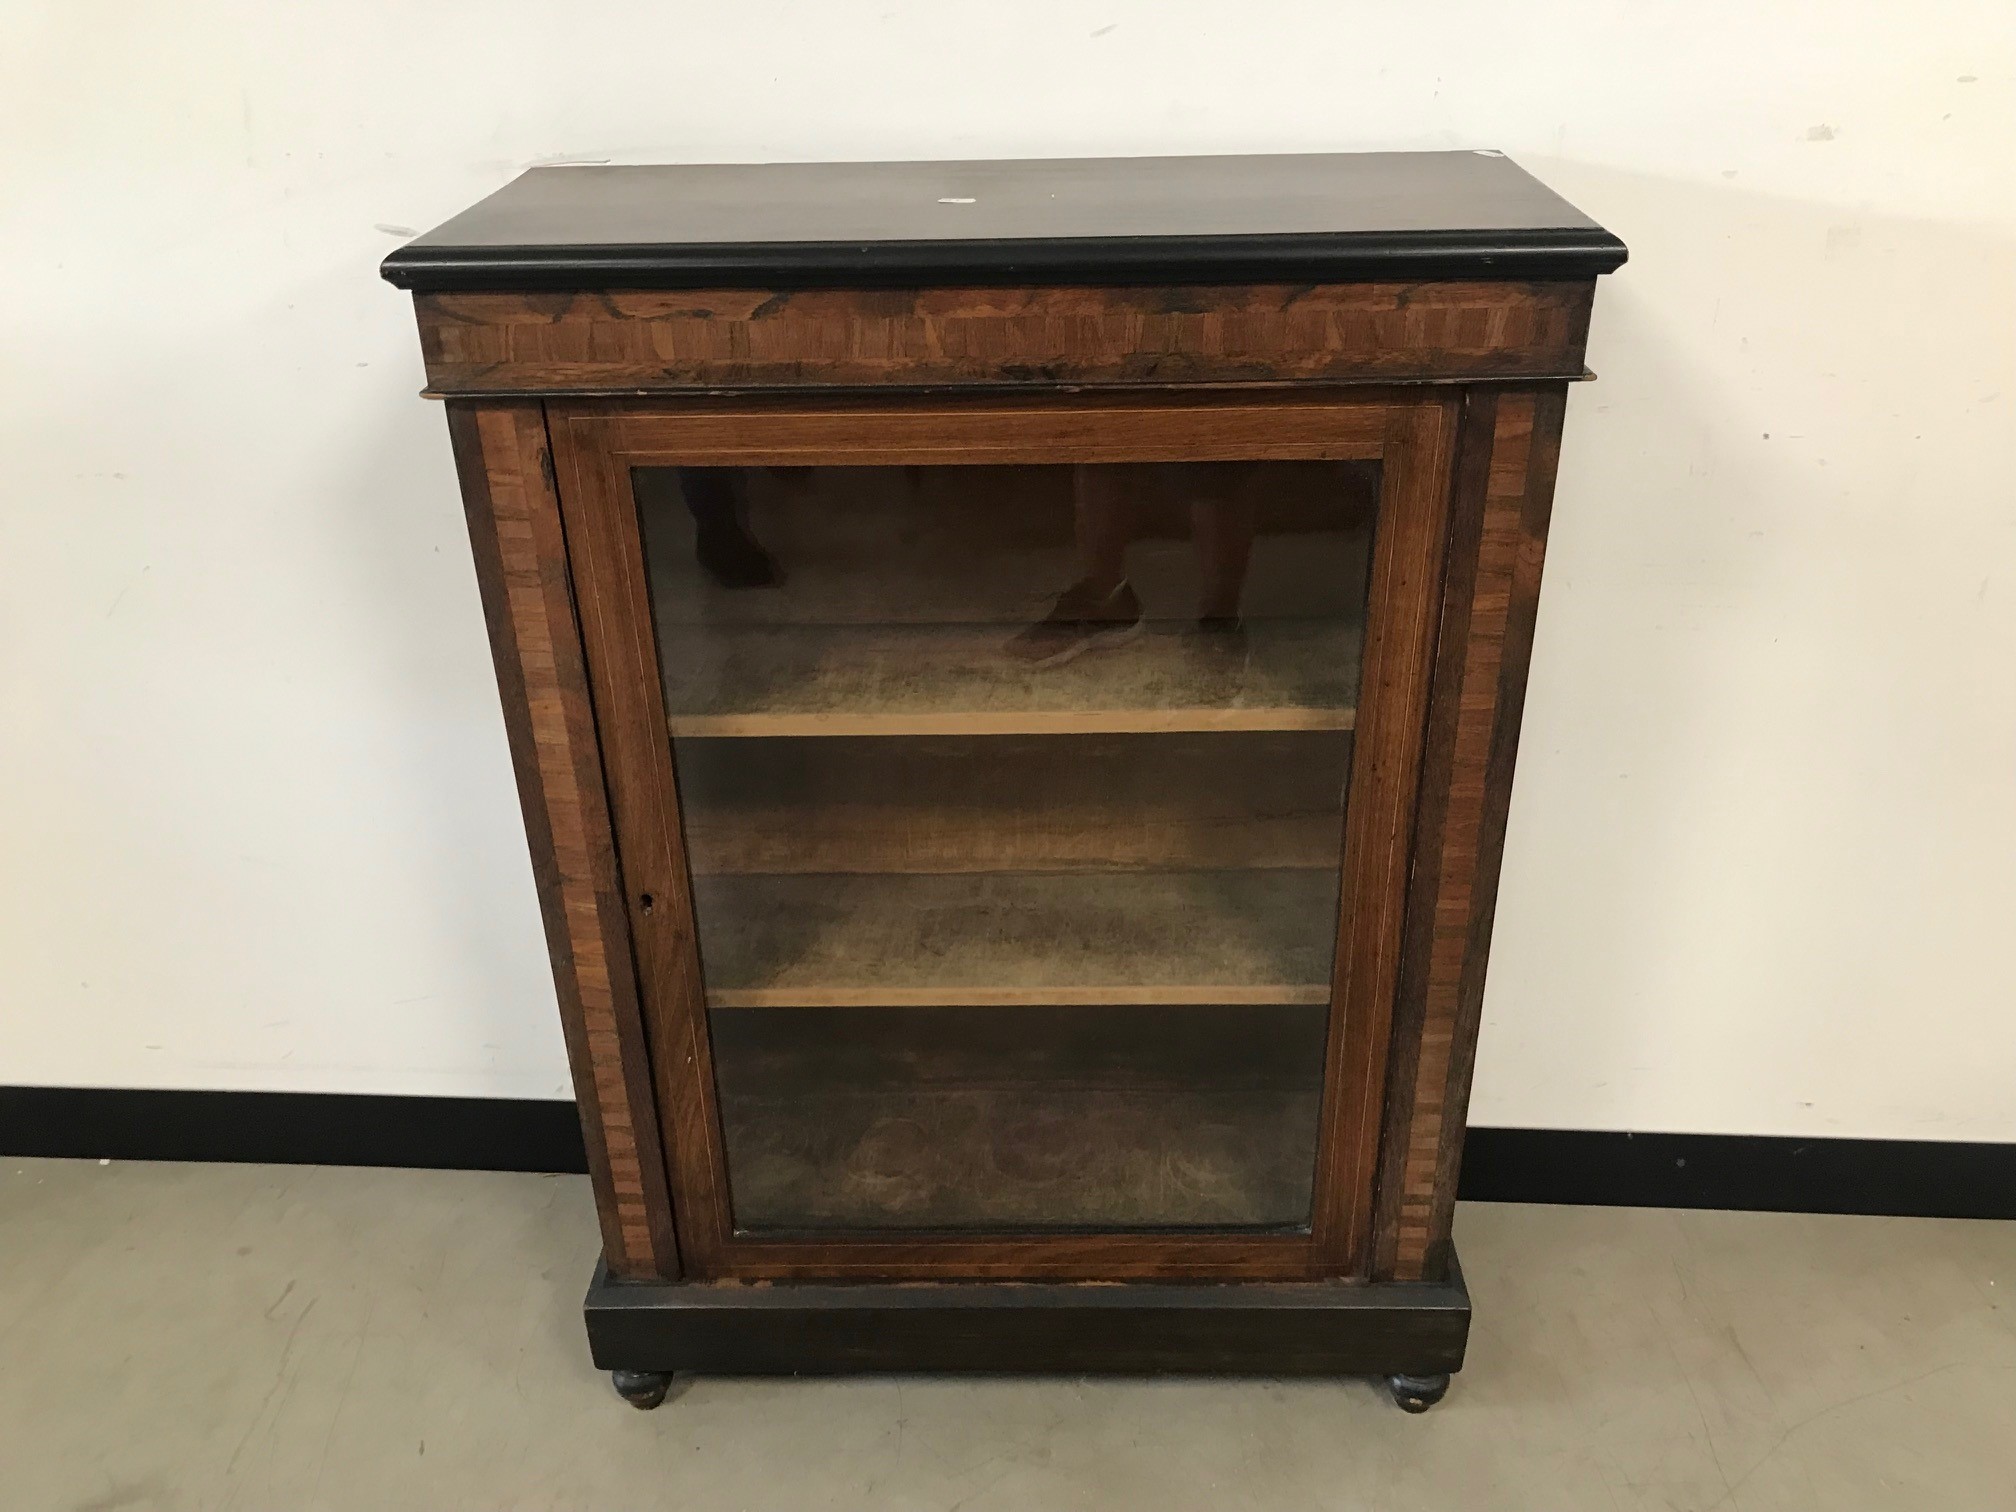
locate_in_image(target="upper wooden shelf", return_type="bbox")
[660,619,1360,737]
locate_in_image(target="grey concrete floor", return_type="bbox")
[1,1159,2011,1511]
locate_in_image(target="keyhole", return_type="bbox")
[640,893,656,915]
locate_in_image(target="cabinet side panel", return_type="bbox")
[447,400,679,1279]
[1375,385,1565,1282]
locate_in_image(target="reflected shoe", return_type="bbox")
[1004,580,1145,667]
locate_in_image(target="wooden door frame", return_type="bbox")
[545,388,1460,1282]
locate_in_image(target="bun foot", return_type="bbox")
[1387,1372,1451,1413]
[611,1368,673,1410]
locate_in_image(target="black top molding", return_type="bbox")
[380,152,1627,292]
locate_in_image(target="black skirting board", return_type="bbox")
[3,1087,2011,1220]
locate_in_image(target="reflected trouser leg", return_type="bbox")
[1071,464,1136,596]
[1191,489,1256,623]
[681,467,778,588]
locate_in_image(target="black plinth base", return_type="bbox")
[584,1252,1468,1382]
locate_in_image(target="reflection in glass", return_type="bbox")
[634,461,1377,1232]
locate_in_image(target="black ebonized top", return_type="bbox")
[381,152,1625,292]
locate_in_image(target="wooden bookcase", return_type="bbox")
[385,152,1625,1411]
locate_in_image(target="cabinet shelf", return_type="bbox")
[692,868,1338,1008]
[711,1004,1327,1231]
[677,731,1351,877]
[660,619,1360,738]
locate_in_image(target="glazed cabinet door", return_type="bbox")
[548,393,1457,1281]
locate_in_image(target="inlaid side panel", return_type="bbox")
[416,282,1594,396]
[1375,385,1566,1282]
[447,401,678,1279]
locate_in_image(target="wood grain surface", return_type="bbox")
[1374,385,1567,1282]
[446,401,677,1279]
[1306,397,1460,1275]
[414,281,1594,395]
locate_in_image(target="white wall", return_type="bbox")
[4,2,2012,1138]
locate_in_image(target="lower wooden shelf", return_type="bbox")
[691,867,1339,1008]
[717,1078,1321,1231]
[710,1002,1328,1231]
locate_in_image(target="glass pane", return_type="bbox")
[633,460,1378,1232]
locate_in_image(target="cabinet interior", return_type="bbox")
[635,460,1375,1234]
